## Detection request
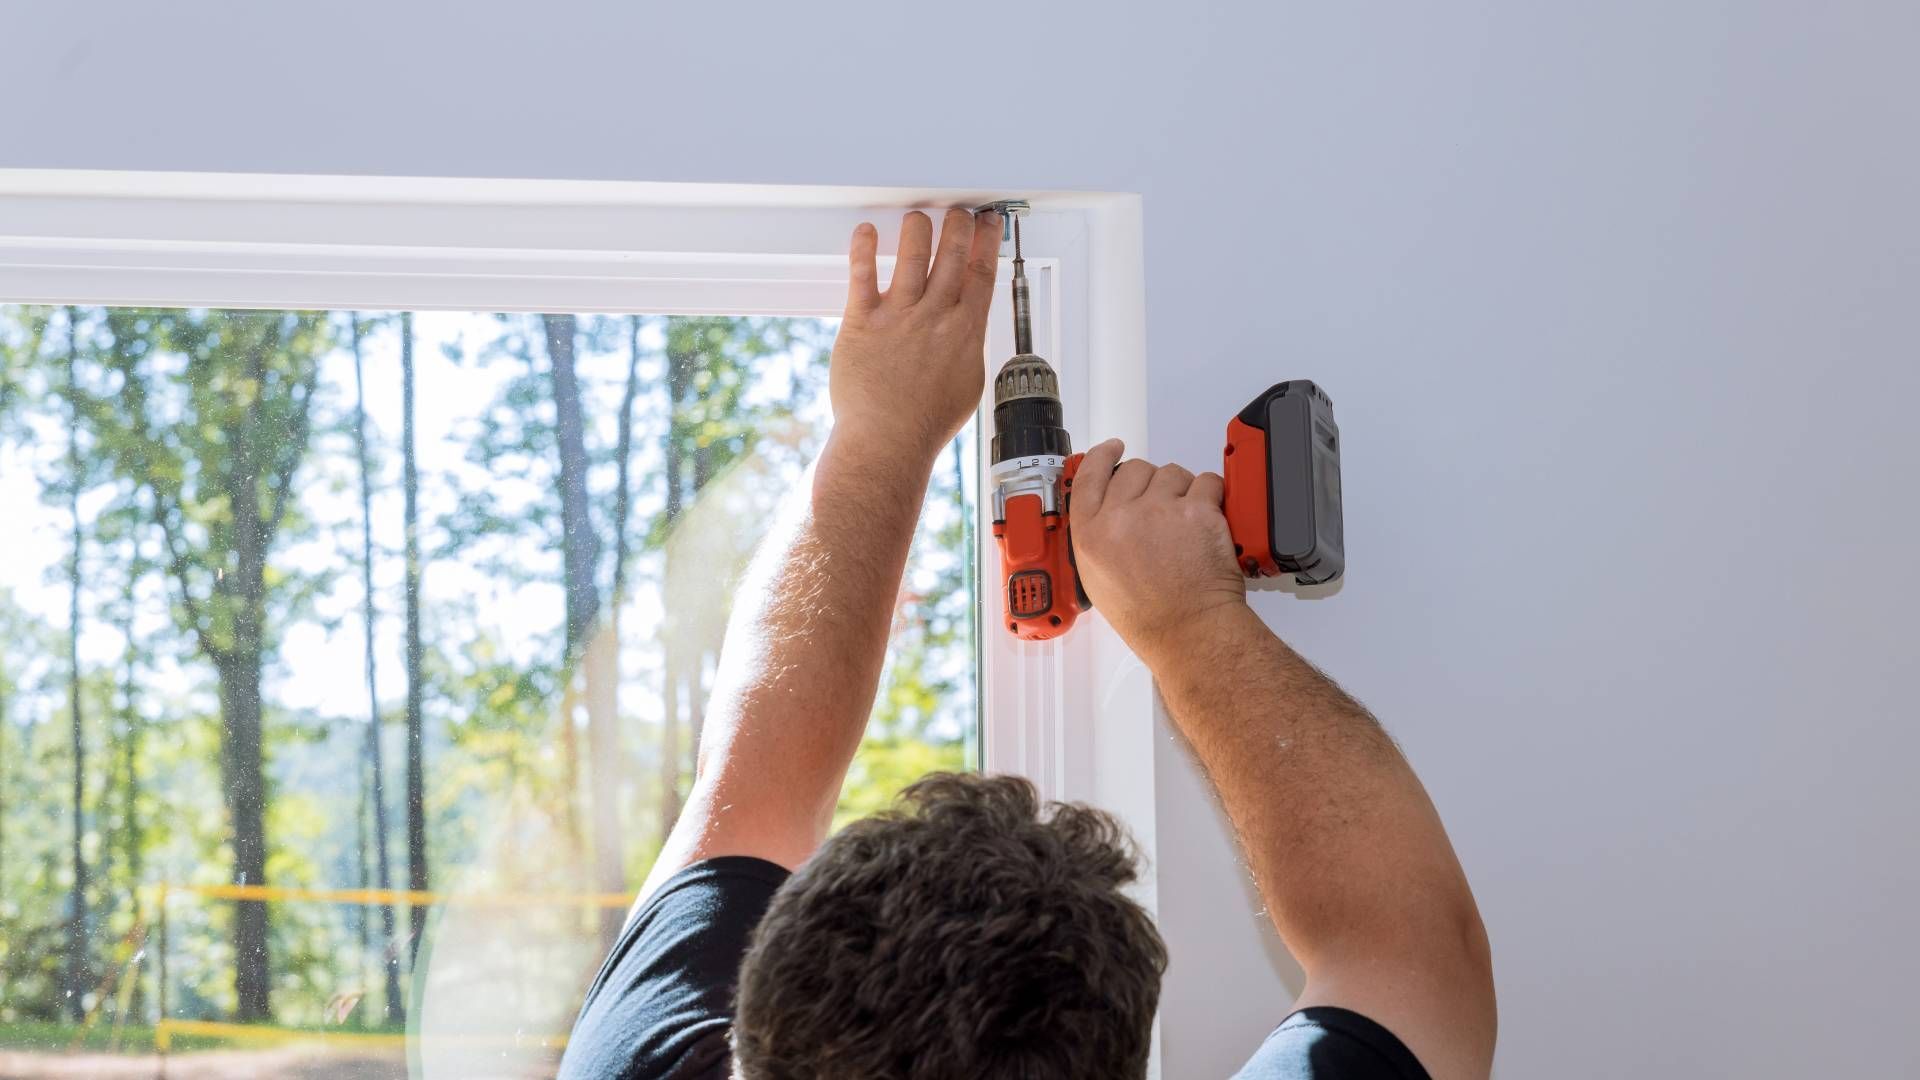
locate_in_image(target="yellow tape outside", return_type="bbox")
[144,882,633,908]
[155,1018,567,1053]
[146,882,614,1053]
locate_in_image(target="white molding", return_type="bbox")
[0,241,860,316]
[0,168,1139,212]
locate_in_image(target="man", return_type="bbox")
[558,209,1495,1079]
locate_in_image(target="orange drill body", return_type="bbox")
[1223,415,1280,577]
[991,452,1086,641]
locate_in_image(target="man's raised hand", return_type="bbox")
[830,209,1002,460]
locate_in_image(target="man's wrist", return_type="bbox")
[828,413,952,470]
[813,423,948,514]
[1133,601,1269,686]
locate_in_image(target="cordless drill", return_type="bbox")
[988,208,1345,642]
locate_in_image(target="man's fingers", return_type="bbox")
[886,211,933,304]
[959,211,1002,313]
[1147,463,1194,499]
[924,208,979,306]
[1187,471,1225,506]
[845,222,881,313]
[1071,438,1125,519]
[1106,458,1156,504]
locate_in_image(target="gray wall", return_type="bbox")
[10,2,1918,1075]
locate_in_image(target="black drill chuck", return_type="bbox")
[990,355,1071,463]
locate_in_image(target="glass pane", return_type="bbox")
[0,306,978,1078]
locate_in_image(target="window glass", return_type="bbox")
[0,306,977,1078]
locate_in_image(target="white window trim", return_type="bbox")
[0,166,1157,910]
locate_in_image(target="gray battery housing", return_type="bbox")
[1261,380,1345,585]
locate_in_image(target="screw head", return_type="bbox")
[974,200,1030,241]
[974,199,1031,217]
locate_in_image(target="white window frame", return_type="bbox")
[0,168,1158,911]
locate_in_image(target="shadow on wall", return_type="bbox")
[1251,574,1344,601]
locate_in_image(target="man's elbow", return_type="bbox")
[1391,900,1498,1078]
[1389,899,1495,1035]
[1442,900,1498,1072]
[1346,896,1498,1066]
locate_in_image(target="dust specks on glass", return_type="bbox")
[0,306,977,1077]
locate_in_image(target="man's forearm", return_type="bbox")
[1145,606,1494,1066]
[641,427,935,893]
[1146,608,1464,948]
[700,427,933,806]
[634,208,1001,902]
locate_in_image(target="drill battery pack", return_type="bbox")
[1223,380,1345,586]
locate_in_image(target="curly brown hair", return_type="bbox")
[733,772,1166,1079]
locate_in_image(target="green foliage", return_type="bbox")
[834,736,969,830]
[0,305,976,1054]
[0,307,50,439]
[0,1019,242,1053]
[80,308,333,659]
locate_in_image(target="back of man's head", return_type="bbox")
[733,772,1165,1079]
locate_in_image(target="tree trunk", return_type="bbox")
[93,309,324,1027]
[584,626,621,946]
[354,752,371,1002]
[612,316,643,610]
[687,440,716,761]
[542,314,601,653]
[555,676,583,867]
[543,315,589,868]
[64,311,91,1022]
[215,647,271,1022]
[589,316,646,944]
[351,315,406,1023]
[658,337,691,842]
[660,666,680,841]
[222,408,275,1023]
[118,549,145,1021]
[401,312,430,961]
[543,314,619,918]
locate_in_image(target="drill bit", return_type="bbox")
[976,200,1036,356]
[1010,212,1033,356]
